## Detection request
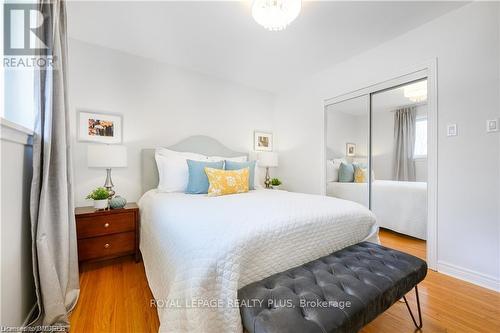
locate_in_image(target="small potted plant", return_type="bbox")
[271,178,282,190]
[86,187,110,210]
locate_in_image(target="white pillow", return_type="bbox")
[208,155,247,162]
[326,159,344,182]
[253,160,263,189]
[155,148,208,192]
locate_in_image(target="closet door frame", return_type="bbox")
[323,59,438,270]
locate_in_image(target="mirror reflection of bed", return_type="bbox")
[326,79,428,252]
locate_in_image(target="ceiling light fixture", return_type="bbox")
[252,0,301,31]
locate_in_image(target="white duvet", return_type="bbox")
[327,180,427,239]
[138,189,378,333]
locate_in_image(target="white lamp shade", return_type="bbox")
[87,144,127,168]
[258,152,278,168]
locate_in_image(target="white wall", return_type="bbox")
[0,120,36,326]
[371,107,393,180]
[498,4,500,286]
[274,3,500,289]
[68,39,275,206]
[325,107,368,160]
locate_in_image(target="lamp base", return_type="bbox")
[104,168,115,199]
[264,167,271,189]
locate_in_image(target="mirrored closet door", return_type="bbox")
[325,95,370,208]
[371,79,428,240]
[325,78,428,241]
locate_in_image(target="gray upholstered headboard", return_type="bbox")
[141,135,247,194]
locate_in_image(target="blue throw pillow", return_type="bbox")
[338,162,355,182]
[186,160,224,194]
[224,160,256,190]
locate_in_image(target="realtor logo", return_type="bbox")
[3,3,52,56]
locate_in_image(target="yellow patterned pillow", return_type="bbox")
[205,167,249,197]
[354,166,367,183]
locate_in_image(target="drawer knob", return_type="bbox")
[104,243,110,249]
[104,223,110,228]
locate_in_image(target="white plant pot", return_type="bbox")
[93,199,108,210]
[272,185,281,190]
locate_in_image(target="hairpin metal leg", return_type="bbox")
[402,285,423,329]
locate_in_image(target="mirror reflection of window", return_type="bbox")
[414,117,428,158]
[372,79,428,182]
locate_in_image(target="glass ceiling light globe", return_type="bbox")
[252,0,302,31]
[404,81,427,103]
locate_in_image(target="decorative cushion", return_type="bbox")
[186,160,224,194]
[155,148,208,192]
[338,162,354,182]
[205,167,249,197]
[354,164,368,183]
[224,160,257,190]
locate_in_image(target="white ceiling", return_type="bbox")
[67,1,465,93]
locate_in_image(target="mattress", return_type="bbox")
[327,180,427,239]
[138,189,378,332]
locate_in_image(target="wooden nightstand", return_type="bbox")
[75,203,140,264]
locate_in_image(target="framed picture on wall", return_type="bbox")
[78,111,123,144]
[254,131,273,151]
[346,143,356,157]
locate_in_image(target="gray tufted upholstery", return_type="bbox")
[238,242,427,333]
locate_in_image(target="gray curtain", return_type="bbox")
[393,106,417,181]
[30,0,79,327]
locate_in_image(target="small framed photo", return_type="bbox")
[254,131,273,151]
[346,143,356,157]
[78,111,123,144]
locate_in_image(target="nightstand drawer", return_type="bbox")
[78,232,135,261]
[76,212,135,239]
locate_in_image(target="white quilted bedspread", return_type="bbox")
[138,189,378,333]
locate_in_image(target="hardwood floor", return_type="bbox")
[70,257,159,332]
[70,229,500,332]
[362,230,500,333]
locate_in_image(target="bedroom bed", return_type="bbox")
[327,180,427,240]
[138,136,379,333]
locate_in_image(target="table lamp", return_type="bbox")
[258,152,278,189]
[87,144,127,198]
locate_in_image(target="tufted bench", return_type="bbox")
[238,242,427,333]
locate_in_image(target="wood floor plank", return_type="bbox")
[70,229,500,332]
[70,257,159,333]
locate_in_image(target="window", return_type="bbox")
[3,69,35,130]
[2,6,35,130]
[414,118,427,158]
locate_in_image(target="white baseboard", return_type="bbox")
[22,303,37,327]
[438,261,500,292]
